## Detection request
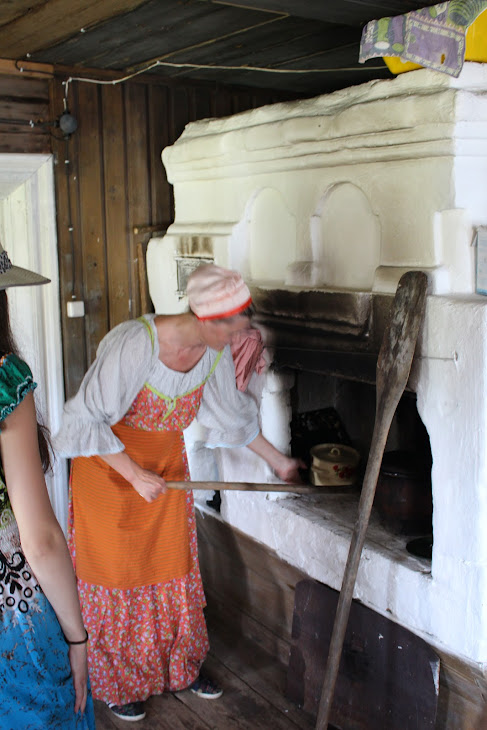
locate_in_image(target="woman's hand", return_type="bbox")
[69,644,89,715]
[131,465,167,503]
[274,455,306,484]
[246,433,306,484]
[100,451,167,502]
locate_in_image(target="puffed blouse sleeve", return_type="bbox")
[196,345,260,448]
[53,319,153,457]
[0,354,36,424]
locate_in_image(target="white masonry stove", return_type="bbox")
[147,64,487,669]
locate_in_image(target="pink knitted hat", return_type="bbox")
[187,263,252,320]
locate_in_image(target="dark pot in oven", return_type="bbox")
[374,450,432,535]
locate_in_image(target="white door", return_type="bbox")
[0,154,68,531]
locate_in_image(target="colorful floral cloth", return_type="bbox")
[359,0,487,77]
[0,353,95,729]
[73,492,209,703]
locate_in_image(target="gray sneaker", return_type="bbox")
[189,675,223,699]
[108,701,146,721]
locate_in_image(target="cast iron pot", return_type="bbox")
[374,450,432,535]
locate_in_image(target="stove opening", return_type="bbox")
[289,370,433,558]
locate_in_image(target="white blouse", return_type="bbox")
[54,314,260,458]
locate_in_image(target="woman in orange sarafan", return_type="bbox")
[55,263,304,722]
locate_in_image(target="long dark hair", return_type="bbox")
[0,290,51,472]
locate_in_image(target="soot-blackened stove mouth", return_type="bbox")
[250,285,395,386]
[250,284,433,548]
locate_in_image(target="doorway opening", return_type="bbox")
[0,153,67,529]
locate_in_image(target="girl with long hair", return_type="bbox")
[0,244,95,729]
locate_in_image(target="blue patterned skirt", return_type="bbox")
[0,520,96,730]
[0,591,96,729]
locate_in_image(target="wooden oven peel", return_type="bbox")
[315,270,428,729]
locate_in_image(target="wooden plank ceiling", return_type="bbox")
[0,0,439,96]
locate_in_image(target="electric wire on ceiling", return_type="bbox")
[56,57,384,99]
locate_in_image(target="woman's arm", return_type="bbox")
[0,393,88,714]
[198,348,304,480]
[246,432,305,483]
[101,451,167,503]
[54,318,153,459]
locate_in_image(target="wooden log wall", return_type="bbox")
[51,76,293,398]
[0,60,294,398]
[0,62,52,153]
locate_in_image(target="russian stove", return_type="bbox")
[147,64,487,668]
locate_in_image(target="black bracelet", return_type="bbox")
[64,628,89,645]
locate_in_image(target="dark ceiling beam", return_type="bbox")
[29,0,280,70]
[0,0,39,27]
[125,11,287,73]
[155,25,362,76]
[0,0,151,58]
[209,0,440,26]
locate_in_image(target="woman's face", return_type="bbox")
[200,314,251,351]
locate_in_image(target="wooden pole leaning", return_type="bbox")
[315,270,428,730]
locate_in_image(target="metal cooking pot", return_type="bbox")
[309,443,360,486]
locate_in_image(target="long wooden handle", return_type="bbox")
[166,480,324,494]
[315,271,428,730]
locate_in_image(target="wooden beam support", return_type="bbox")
[0,0,151,58]
[0,58,53,78]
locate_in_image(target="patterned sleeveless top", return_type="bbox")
[0,353,43,616]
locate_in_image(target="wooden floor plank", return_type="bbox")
[174,652,304,730]
[206,619,315,730]
[146,694,212,730]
